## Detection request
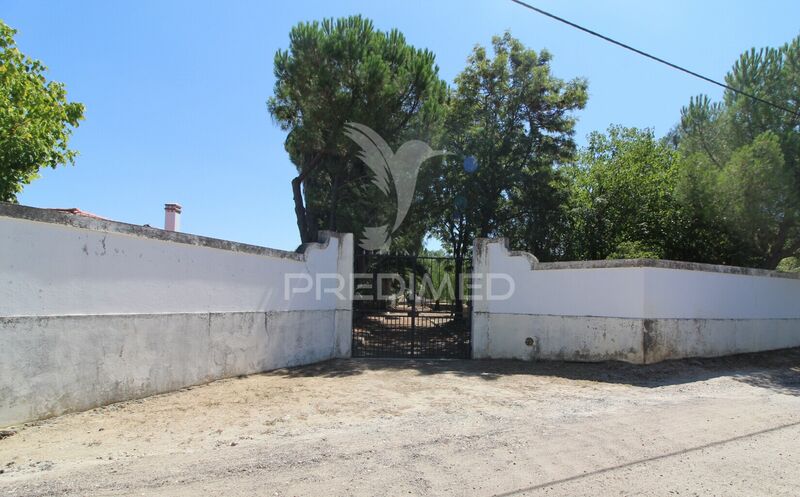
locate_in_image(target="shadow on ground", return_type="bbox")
[272,347,800,396]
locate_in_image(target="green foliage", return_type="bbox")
[0,21,84,202]
[606,241,662,260]
[268,15,447,248]
[417,254,456,302]
[567,126,684,261]
[777,256,800,273]
[429,32,587,261]
[269,20,800,269]
[676,35,800,268]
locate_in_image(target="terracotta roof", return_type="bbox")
[47,208,110,221]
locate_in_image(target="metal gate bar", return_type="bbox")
[352,254,471,359]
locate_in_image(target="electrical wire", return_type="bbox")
[509,0,799,117]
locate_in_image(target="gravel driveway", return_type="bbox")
[2,350,800,496]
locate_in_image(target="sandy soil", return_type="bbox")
[2,350,800,496]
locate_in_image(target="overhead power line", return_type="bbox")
[509,0,799,117]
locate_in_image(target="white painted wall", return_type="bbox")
[475,240,646,318]
[0,216,345,316]
[473,238,800,363]
[643,268,800,319]
[0,205,353,426]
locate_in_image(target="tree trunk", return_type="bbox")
[327,172,342,231]
[291,176,312,244]
[291,154,324,244]
[454,255,463,317]
[766,251,785,270]
[764,218,795,269]
[766,240,800,269]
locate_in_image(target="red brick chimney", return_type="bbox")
[164,203,182,231]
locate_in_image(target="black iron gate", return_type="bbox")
[352,254,471,358]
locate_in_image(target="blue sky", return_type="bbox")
[4,0,799,250]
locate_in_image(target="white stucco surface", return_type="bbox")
[643,267,800,319]
[476,240,646,318]
[473,238,800,363]
[0,310,348,426]
[0,205,353,426]
[0,216,345,316]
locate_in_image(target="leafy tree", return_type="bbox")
[430,32,587,263]
[567,126,685,260]
[268,16,447,246]
[0,21,84,202]
[676,35,800,268]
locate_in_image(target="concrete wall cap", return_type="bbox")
[474,237,800,279]
[0,202,351,262]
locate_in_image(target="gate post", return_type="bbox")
[411,259,417,357]
[331,232,353,358]
[471,239,491,359]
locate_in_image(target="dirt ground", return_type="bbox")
[2,350,800,497]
